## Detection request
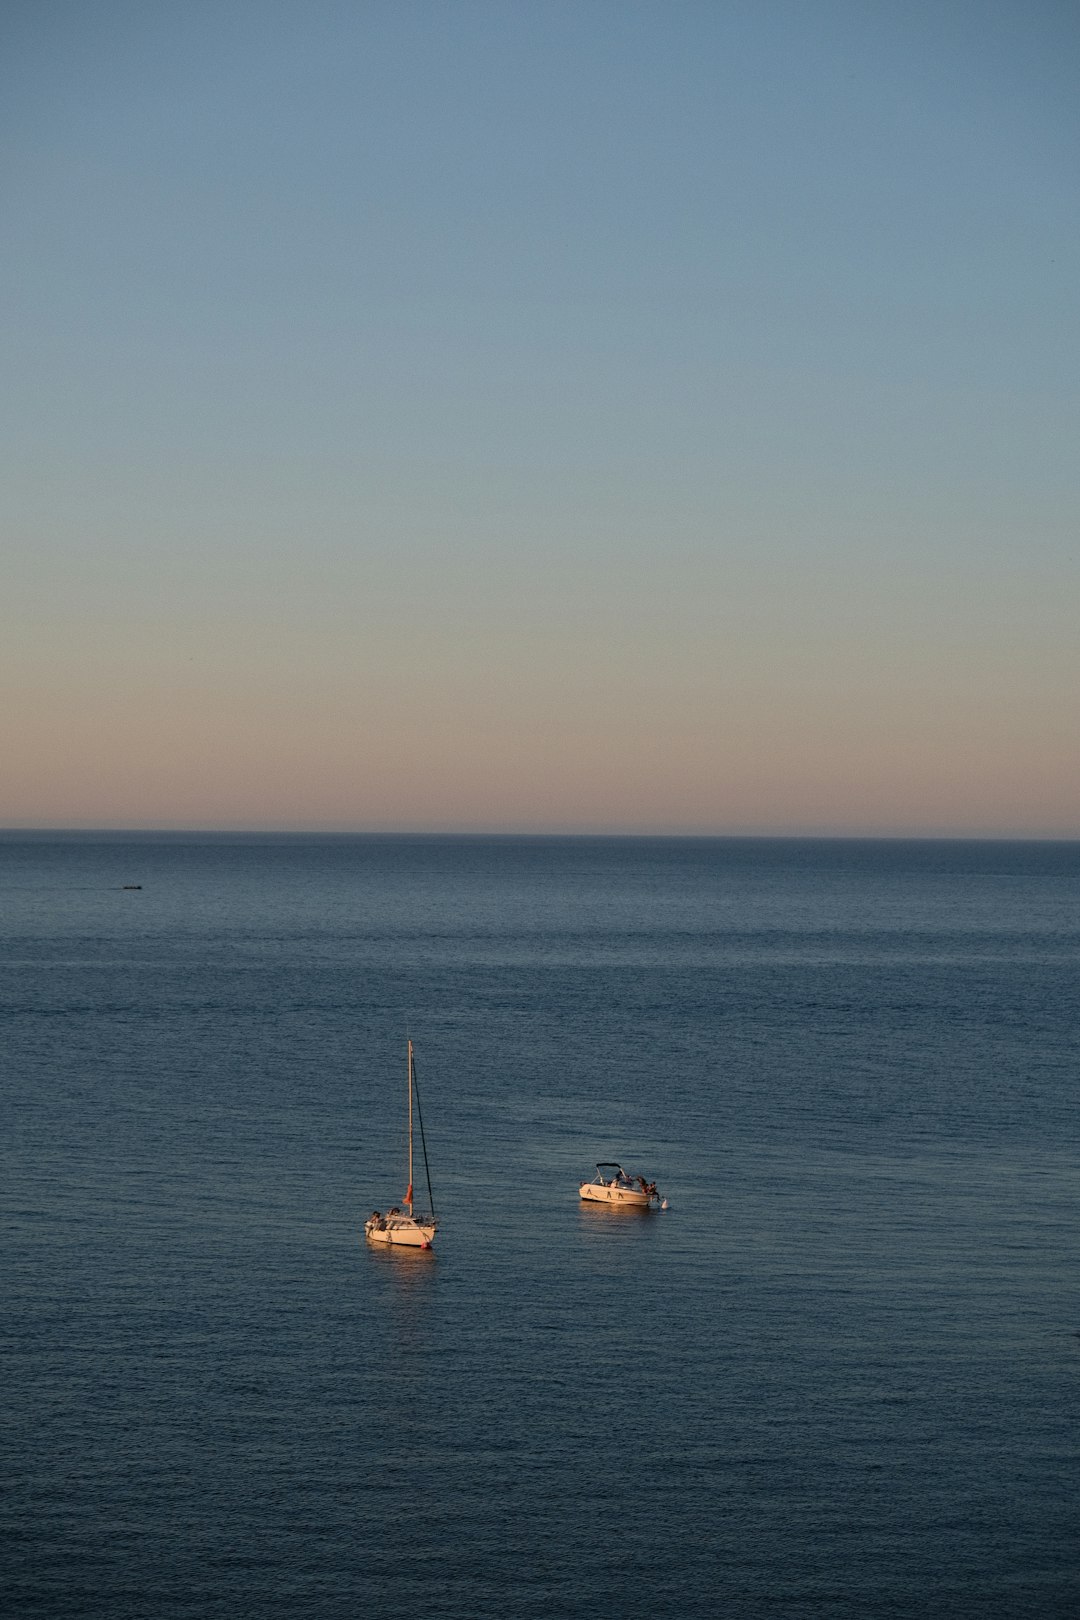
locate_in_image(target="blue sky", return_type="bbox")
[2,1,1077,833]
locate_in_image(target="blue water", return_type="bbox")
[2,834,1079,1617]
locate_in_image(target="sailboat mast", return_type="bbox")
[404,1036,414,1218]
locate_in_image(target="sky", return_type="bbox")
[2,0,1077,835]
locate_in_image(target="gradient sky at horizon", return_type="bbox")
[3,0,1077,835]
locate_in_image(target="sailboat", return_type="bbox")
[365,1040,438,1249]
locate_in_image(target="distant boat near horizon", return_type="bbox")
[579,1162,666,1209]
[365,1040,438,1249]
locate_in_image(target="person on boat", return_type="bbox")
[646,1182,658,1200]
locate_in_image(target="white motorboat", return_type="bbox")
[365,1040,438,1249]
[578,1162,663,1208]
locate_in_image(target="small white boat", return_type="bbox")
[579,1162,662,1208]
[365,1040,438,1249]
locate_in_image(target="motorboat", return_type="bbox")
[365,1040,438,1249]
[578,1162,664,1208]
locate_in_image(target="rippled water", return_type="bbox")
[3,834,1079,1617]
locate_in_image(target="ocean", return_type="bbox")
[2,833,1078,1617]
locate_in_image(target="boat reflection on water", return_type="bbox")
[577,1198,655,1225]
[363,1239,437,1276]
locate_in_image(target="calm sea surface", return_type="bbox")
[2,834,1078,1618]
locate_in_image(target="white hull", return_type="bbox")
[579,1182,651,1207]
[366,1214,437,1248]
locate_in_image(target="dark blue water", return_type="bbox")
[3,835,1079,1618]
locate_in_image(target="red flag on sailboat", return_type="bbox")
[405,1183,413,1204]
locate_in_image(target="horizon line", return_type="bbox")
[2,826,1078,844]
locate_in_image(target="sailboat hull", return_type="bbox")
[365,1214,437,1248]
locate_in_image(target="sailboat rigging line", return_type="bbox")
[411,1052,436,1220]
